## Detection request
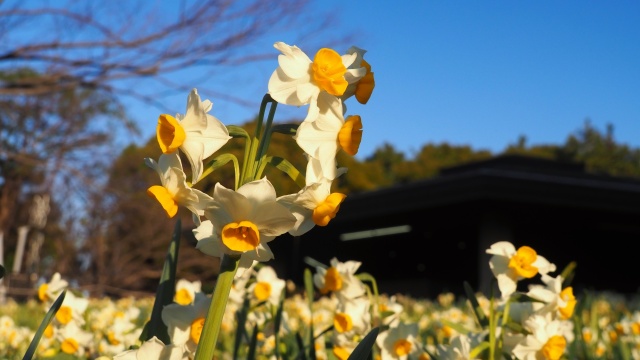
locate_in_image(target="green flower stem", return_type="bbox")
[194,254,240,360]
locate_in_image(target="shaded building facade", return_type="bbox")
[269,155,640,299]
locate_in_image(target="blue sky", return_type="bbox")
[128,1,640,160]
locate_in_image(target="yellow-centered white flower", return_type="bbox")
[376,322,422,360]
[294,95,362,180]
[341,46,375,106]
[268,42,366,122]
[313,258,366,301]
[333,297,371,336]
[277,158,347,236]
[56,321,93,357]
[527,274,577,320]
[156,88,231,184]
[174,278,202,306]
[161,292,211,355]
[38,272,68,304]
[54,291,89,327]
[145,153,212,220]
[512,313,573,360]
[248,266,286,306]
[486,241,556,298]
[200,178,296,269]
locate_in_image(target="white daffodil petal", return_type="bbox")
[237,178,277,205]
[251,201,297,237]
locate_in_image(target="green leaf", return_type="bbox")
[227,125,250,138]
[295,332,308,360]
[560,261,577,287]
[273,291,286,360]
[247,323,259,360]
[469,341,490,359]
[23,290,66,360]
[441,319,472,335]
[464,281,489,328]
[233,298,251,360]
[199,153,240,188]
[139,218,181,344]
[347,327,379,360]
[265,156,306,188]
[304,268,316,360]
[271,123,300,136]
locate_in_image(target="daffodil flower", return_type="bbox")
[174,279,202,306]
[341,46,375,106]
[512,314,574,360]
[145,153,212,221]
[156,88,231,184]
[161,292,211,355]
[54,291,89,327]
[56,321,93,357]
[248,266,286,306]
[268,42,366,122]
[527,274,577,320]
[199,178,296,270]
[486,241,556,298]
[333,297,371,336]
[278,158,347,236]
[376,322,422,360]
[313,258,366,301]
[38,272,68,304]
[294,95,362,180]
[435,333,483,360]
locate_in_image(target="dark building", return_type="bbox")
[269,154,640,299]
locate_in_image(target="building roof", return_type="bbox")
[335,154,640,222]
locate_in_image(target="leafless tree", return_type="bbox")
[0,0,345,293]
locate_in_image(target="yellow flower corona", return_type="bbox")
[44,324,54,339]
[174,288,193,306]
[559,287,577,319]
[221,221,260,252]
[333,312,353,333]
[508,245,538,278]
[313,193,347,226]
[107,331,120,345]
[156,114,186,153]
[311,48,348,96]
[38,283,49,302]
[333,346,351,360]
[541,335,566,360]
[355,60,375,104]
[393,339,413,357]
[190,317,205,344]
[338,115,363,156]
[147,185,179,218]
[254,282,272,301]
[61,338,80,354]
[321,266,343,294]
[56,306,73,325]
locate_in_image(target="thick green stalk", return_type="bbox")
[194,255,241,360]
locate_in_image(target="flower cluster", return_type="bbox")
[12,240,640,359]
[140,41,375,359]
[146,41,374,273]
